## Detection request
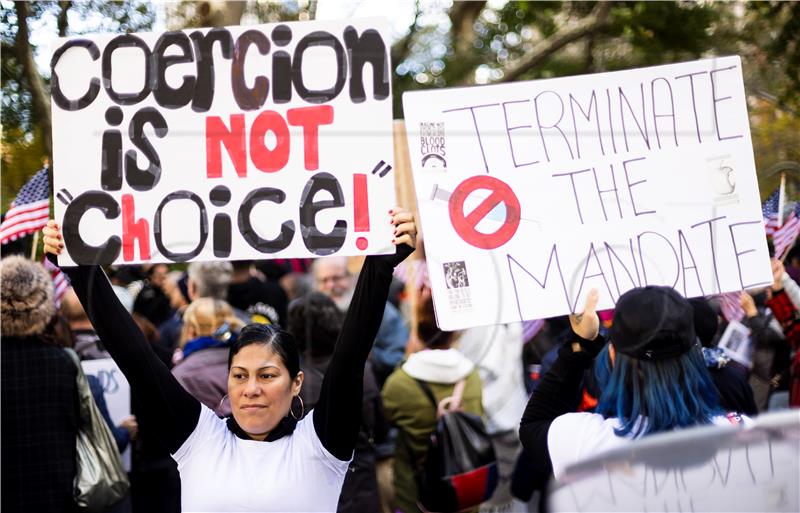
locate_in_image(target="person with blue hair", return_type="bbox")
[519,286,746,482]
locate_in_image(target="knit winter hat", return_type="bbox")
[1,255,56,337]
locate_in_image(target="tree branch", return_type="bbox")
[496,1,613,84]
[14,1,52,158]
[449,0,486,56]
[58,1,72,37]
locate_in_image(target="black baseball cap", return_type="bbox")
[610,286,695,361]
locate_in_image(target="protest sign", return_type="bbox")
[717,320,752,366]
[548,410,800,512]
[51,18,395,265]
[403,56,772,330]
[82,358,131,470]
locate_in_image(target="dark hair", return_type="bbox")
[594,343,721,438]
[689,298,718,347]
[286,292,343,357]
[417,293,452,349]
[228,323,300,378]
[40,314,74,348]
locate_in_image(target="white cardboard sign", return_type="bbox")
[51,18,395,265]
[548,410,800,512]
[403,57,772,330]
[82,358,131,471]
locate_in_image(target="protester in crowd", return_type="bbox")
[62,286,141,445]
[62,287,111,360]
[159,261,238,351]
[740,288,791,411]
[228,260,288,327]
[520,287,745,482]
[313,256,409,385]
[1,255,79,513]
[382,287,483,513]
[133,263,174,328]
[765,258,800,407]
[458,322,528,510]
[43,208,416,512]
[690,297,757,415]
[288,292,384,513]
[172,298,245,417]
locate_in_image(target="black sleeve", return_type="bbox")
[313,244,413,460]
[56,258,200,454]
[518,334,605,476]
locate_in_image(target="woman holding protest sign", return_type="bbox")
[43,208,416,512]
[519,286,746,482]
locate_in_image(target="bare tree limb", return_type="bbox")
[449,0,486,56]
[14,1,52,158]
[496,1,613,84]
[58,1,72,37]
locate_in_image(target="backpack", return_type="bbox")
[408,378,498,513]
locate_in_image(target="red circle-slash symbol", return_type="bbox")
[448,175,521,249]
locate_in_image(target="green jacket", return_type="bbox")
[382,366,484,513]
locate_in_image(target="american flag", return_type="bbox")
[43,256,69,308]
[717,291,744,323]
[0,167,50,244]
[762,188,781,236]
[773,203,800,259]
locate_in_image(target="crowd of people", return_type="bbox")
[1,212,799,512]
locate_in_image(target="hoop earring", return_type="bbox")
[218,394,229,412]
[290,395,305,420]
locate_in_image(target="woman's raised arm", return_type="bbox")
[43,221,200,454]
[313,209,416,460]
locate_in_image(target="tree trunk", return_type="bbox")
[58,1,72,37]
[14,1,52,159]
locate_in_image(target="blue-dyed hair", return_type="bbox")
[593,342,722,437]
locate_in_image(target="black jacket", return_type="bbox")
[1,336,80,513]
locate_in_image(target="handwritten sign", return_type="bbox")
[82,358,131,470]
[549,410,800,512]
[51,18,395,265]
[403,57,772,330]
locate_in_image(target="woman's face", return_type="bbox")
[228,344,303,440]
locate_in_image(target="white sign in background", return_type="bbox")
[52,18,395,265]
[82,358,131,471]
[403,56,772,330]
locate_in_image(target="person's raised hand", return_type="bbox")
[569,288,600,341]
[42,220,64,256]
[390,207,417,250]
[771,258,785,292]
[740,291,758,318]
